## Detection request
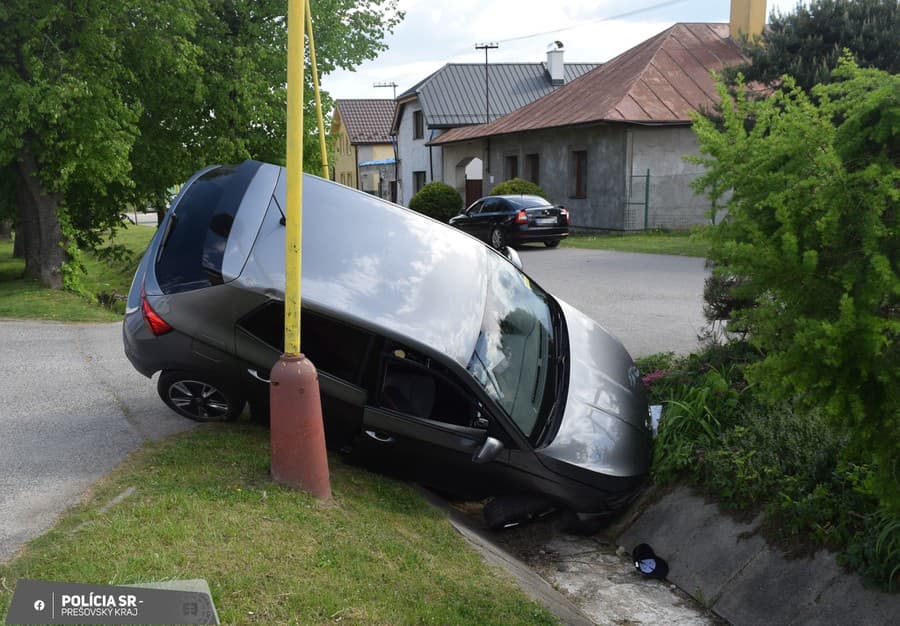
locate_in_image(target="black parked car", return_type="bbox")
[123,161,650,530]
[449,194,569,249]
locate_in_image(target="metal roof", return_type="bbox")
[394,62,597,131]
[334,99,396,144]
[431,24,746,145]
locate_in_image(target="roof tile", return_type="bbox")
[335,99,396,144]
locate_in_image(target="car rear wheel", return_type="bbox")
[483,495,556,530]
[490,227,506,250]
[544,239,561,248]
[158,371,245,422]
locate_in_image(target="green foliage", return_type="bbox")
[690,59,899,514]
[731,0,899,92]
[408,182,463,222]
[643,343,898,589]
[489,178,547,199]
[0,0,404,283]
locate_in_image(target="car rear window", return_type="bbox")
[156,161,261,294]
[506,196,551,209]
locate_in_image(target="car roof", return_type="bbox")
[229,161,491,367]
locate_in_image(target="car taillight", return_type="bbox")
[515,209,528,224]
[560,208,570,224]
[141,288,173,336]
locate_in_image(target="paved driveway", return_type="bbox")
[518,246,708,357]
[0,320,194,562]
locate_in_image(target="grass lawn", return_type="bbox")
[0,425,555,625]
[0,225,155,322]
[562,229,710,257]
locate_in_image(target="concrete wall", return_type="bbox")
[396,100,443,205]
[628,126,714,229]
[482,126,629,230]
[332,118,356,188]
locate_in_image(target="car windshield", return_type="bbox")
[467,257,554,437]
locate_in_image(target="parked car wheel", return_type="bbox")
[483,495,556,530]
[157,371,245,422]
[490,227,506,250]
[544,239,561,248]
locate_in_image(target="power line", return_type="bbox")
[494,0,688,45]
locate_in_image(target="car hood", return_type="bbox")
[537,300,651,479]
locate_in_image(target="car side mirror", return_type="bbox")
[503,246,523,270]
[473,436,504,464]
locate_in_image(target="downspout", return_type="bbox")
[428,129,436,182]
[354,145,359,190]
[391,133,399,202]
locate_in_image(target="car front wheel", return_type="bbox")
[157,371,245,422]
[490,227,506,249]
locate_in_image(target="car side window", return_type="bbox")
[378,356,484,429]
[237,302,374,385]
[466,200,483,215]
[480,198,499,213]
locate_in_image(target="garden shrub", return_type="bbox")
[489,177,547,199]
[408,182,462,223]
[690,58,899,514]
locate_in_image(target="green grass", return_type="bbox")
[0,425,556,625]
[0,225,155,322]
[562,229,710,257]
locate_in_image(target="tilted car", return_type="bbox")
[449,194,570,249]
[123,160,651,529]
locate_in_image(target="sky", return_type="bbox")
[321,0,804,100]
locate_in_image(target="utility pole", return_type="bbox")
[475,43,498,124]
[374,81,398,99]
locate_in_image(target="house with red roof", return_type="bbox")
[430,3,765,229]
[331,99,397,200]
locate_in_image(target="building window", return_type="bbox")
[572,150,587,198]
[526,154,539,184]
[505,155,518,180]
[413,110,424,140]
[413,171,426,194]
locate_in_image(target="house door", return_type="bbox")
[465,179,483,208]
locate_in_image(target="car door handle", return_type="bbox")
[247,369,271,384]
[365,430,396,444]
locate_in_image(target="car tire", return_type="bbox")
[483,495,556,530]
[157,371,245,422]
[544,239,561,248]
[490,227,506,250]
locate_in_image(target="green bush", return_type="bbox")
[489,178,547,199]
[642,343,899,589]
[408,182,462,223]
[690,58,899,513]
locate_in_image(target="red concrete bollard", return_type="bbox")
[269,354,331,499]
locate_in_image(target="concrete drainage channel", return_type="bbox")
[421,489,719,626]
[425,487,900,625]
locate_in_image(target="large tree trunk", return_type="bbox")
[17,150,68,289]
[13,229,25,258]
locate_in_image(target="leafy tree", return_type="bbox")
[409,182,463,222]
[490,177,547,199]
[690,58,899,512]
[0,0,403,288]
[731,0,899,91]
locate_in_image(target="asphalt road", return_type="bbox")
[0,320,194,562]
[0,247,707,566]
[519,245,708,357]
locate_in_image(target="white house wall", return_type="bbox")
[396,100,444,205]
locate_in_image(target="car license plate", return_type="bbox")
[536,217,557,225]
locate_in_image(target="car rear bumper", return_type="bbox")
[507,226,569,244]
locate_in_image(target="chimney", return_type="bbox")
[730,0,766,41]
[546,42,565,86]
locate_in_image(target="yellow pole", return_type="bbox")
[306,4,330,179]
[271,0,331,500]
[284,0,305,356]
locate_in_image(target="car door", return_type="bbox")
[356,351,510,497]
[449,199,484,239]
[234,301,373,447]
